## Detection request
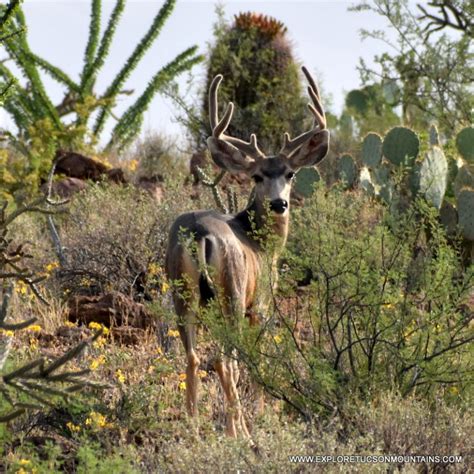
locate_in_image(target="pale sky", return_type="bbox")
[1,0,398,147]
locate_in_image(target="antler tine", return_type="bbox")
[225,134,265,160]
[280,66,327,158]
[209,74,223,131]
[208,74,265,161]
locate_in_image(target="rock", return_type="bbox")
[55,150,108,180]
[67,291,154,329]
[41,177,87,198]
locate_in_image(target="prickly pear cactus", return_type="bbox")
[429,124,440,146]
[338,154,357,188]
[457,188,474,241]
[361,133,383,168]
[294,167,320,197]
[456,127,474,163]
[454,164,474,199]
[419,146,448,209]
[359,167,375,196]
[439,200,458,237]
[382,127,420,167]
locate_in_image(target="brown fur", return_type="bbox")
[165,68,329,440]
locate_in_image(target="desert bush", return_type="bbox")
[0,192,104,423]
[132,131,188,179]
[58,185,169,299]
[57,177,210,301]
[194,185,473,420]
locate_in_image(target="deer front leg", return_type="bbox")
[178,322,200,417]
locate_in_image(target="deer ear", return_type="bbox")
[289,130,330,169]
[207,137,257,175]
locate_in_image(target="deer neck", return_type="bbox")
[234,199,289,252]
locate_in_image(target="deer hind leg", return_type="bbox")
[214,356,250,439]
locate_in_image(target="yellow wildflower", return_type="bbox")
[156,346,163,356]
[64,320,76,328]
[44,261,59,273]
[161,281,170,294]
[66,421,81,433]
[449,386,459,396]
[179,381,186,391]
[89,321,109,336]
[89,354,106,371]
[93,337,107,349]
[178,373,187,381]
[26,325,42,333]
[198,370,207,379]
[85,411,109,429]
[128,159,138,172]
[15,281,28,295]
[29,337,38,351]
[167,329,180,338]
[18,459,31,466]
[0,329,14,337]
[116,369,126,384]
[148,263,161,276]
[273,334,283,344]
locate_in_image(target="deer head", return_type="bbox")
[206,66,330,215]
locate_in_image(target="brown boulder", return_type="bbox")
[68,292,154,329]
[55,150,108,180]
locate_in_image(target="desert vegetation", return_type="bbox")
[0,0,473,472]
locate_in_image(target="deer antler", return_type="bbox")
[209,75,265,161]
[279,66,327,158]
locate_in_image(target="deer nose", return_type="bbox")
[270,199,288,214]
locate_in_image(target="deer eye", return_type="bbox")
[253,175,263,183]
[286,171,296,180]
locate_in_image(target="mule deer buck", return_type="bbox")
[165,67,329,438]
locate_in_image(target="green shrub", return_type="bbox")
[196,186,472,419]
